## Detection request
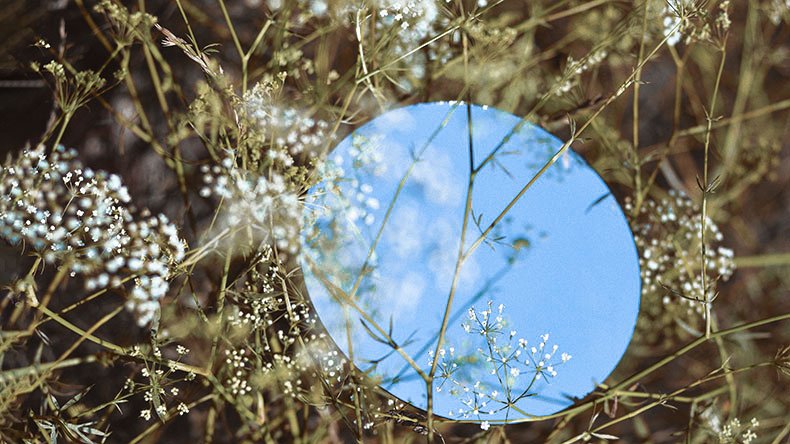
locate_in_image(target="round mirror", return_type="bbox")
[301,102,641,422]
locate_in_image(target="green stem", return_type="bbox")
[700,42,728,339]
[734,253,790,268]
[51,111,73,148]
[0,356,97,383]
[35,304,210,377]
[207,243,234,372]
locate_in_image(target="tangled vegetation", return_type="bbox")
[0,0,788,442]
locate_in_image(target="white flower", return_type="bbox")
[0,146,186,327]
[663,13,681,46]
[480,421,490,431]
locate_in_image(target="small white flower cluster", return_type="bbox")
[176,402,189,416]
[368,0,450,90]
[227,273,317,340]
[626,191,735,341]
[662,0,730,47]
[303,136,383,275]
[200,156,303,254]
[767,0,790,25]
[244,82,333,156]
[292,339,348,390]
[311,138,383,228]
[718,417,759,444]
[226,253,280,330]
[377,0,438,35]
[555,49,608,95]
[715,1,732,32]
[0,145,185,326]
[222,265,348,400]
[313,344,346,380]
[436,301,571,420]
[662,1,688,47]
[227,294,279,330]
[129,344,191,422]
[225,348,253,396]
[222,338,347,401]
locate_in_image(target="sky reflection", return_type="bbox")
[301,102,641,421]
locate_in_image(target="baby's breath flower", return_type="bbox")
[627,192,735,343]
[243,82,333,157]
[554,49,608,96]
[0,145,186,326]
[716,415,759,444]
[663,2,685,46]
[200,154,304,255]
[437,301,572,419]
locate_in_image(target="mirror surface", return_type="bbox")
[301,102,641,421]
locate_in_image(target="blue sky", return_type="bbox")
[302,102,641,421]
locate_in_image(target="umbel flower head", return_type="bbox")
[199,155,304,255]
[0,145,186,326]
[626,191,735,343]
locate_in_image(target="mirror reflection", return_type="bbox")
[301,102,641,421]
